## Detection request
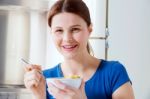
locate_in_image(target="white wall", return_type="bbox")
[108,0,150,99]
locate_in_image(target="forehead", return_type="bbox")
[51,12,87,28]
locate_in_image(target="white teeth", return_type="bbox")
[63,45,76,49]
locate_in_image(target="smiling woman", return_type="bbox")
[50,12,92,59]
[48,0,93,56]
[23,0,135,99]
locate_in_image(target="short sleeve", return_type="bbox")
[110,62,131,93]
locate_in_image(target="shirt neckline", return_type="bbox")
[85,59,104,83]
[57,59,104,82]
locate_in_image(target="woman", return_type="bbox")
[24,0,134,99]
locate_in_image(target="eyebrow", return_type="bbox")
[53,24,81,29]
[70,25,81,28]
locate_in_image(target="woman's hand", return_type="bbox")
[47,80,87,99]
[24,65,46,99]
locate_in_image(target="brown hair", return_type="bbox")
[47,0,93,55]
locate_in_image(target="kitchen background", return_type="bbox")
[0,0,150,99]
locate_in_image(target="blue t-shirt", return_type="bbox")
[43,60,131,99]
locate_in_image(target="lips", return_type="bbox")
[62,45,78,51]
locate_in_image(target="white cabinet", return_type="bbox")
[0,88,33,99]
[0,93,33,99]
[29,12,47,66]
[89,39,106,59]
[85,0,106,37]
[85,0,108,60]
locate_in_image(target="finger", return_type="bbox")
[30,64,43,74]
[54,80,66,90]
[32,64,42,71]
[24,69,41,81]
[24,64,42,72]
[79,79,85,92]
[24,75,39,88]
[47,87,65,99]
[48,82,66,95]
[54,80,76,93]
[31,69,42,80]
[24,64,32,72]
[25,74,40,83]
[24,71,41,88]
[27,79,39,88]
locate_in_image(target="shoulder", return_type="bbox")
[100,60,131,92]
[98,59,129,82]
[42,63,61,78]
[99,59,125,72]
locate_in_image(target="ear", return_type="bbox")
[88,24,93,36]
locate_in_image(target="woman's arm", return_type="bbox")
[112,82,135,99]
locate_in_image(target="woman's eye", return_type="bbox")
[55,29,63,34]
[71,28,80,33]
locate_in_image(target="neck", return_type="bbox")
[61,51,99,77]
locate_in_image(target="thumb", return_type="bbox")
[80,79,86,92]
[79,79,87,99]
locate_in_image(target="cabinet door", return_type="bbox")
[29,12,47,66]
[89,39,106,59]
[85,0,107,59]
[85,0,106,37]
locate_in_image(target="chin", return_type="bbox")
[62,53,77,59]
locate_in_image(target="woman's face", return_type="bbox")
[51,12,92,59]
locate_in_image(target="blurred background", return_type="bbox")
[0,0,150,99]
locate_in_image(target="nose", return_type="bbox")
[63,32,73,42]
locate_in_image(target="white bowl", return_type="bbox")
[46,77,82,89]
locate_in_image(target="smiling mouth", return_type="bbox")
[62,45,78,51]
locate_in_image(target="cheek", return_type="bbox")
[75,35,82,42]
[52,35,62,46]
[74,33,89,44]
